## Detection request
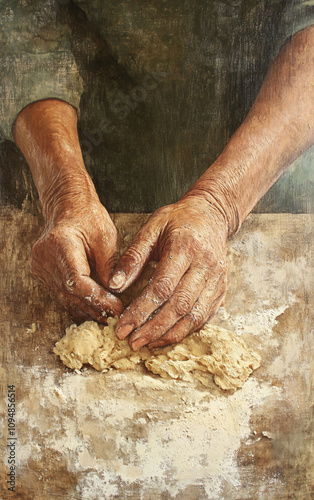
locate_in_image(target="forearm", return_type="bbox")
[13,99,98,224]
[186,26,314,236]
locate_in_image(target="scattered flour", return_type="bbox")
[11,365,281,499]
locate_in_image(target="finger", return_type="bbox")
[46,232,91,278]
[52,275,116,323]
[67,304,105,324]
[59,291,109,324]
[108,217,160,292]
[64,303,91,323]
[93,227,118,288]
[115,237,192,340]
[34,239,123,318]
[53,236,124,317]
[63,274,124,318]
[32,263,110,323]
[148,288,226,350]
[95,251,117,289]
[56,284,108,323]
[37,274,86,319]
[126,265,208,349]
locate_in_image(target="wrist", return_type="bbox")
[14,99,102,226]
[182,176,241,238]
[42,169,100,227]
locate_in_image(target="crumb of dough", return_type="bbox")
[53,317,261,391]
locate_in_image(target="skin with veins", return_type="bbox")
[110,27,314,350]
[14,101,124,323]
[14,27,314,350]
[53,317,261,391]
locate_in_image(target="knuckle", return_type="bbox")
[190,303,208,327]
[65,273,81,292]
[103,252,117,271]
[65,277,76,292]
[204,252,220,269]
[45,228,61,246]
[174,290,193,317]
[124,246,144,267]
[203,258,227,286]
[154,204,173,219]
[152,276,174,302]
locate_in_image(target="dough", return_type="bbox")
[53,317,261,391]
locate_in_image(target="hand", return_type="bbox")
[31,199,123,322]
[109,196,228,349]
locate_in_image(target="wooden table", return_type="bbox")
[0,208,313,499]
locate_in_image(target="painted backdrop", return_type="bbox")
[0,0,312,214]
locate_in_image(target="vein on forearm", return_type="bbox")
[189,26,314,236]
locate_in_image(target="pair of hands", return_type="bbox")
[32,195,228,350]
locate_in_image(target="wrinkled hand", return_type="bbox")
[31,200,123,322]
[109,196,228,350]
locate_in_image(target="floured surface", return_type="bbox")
[53,318,261,391]
[1,365,279,500]
[0,210,313,500]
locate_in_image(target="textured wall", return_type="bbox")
[0,0,312,213]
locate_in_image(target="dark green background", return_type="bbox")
[0,0,312,214]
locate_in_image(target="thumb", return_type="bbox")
[109,224,159,292]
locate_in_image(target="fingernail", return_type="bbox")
[109,271,126,289]
[130,337,147,352]
[116,323,134,340]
